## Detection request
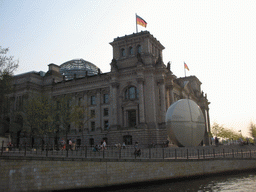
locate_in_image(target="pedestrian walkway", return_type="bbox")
[2,144,256,160]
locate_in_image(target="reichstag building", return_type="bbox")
[1,31,211,147]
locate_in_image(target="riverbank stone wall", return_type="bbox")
[1,157,256,191]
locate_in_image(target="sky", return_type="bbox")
[1,0,256,136]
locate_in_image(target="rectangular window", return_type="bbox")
[103,94,109,103]
[91,121,95,131]
[91,110,95,118]
[56,101,60,110]
[78,97,82,106]
[129,87,136,99]
[67,99,71,109]
[89,138,94,146]
[123,135,132,145]
[104,108,108,116]
[104,120,109,130]
[91,96,96,105]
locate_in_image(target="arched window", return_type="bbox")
[137,45,142,53]
[129,47,133,55]
[125,86,138,100]
[121,48,125,57]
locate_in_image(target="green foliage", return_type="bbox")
[23,93,56,136]
[249,122,256,138]
[21,92,97,140]
[0,47,19,75]
[55,95,73,134]
[70,105,85,129]
[211,122,241,140]
[70,102,93,130]
[0,47,18,115]
[0,71,12,95]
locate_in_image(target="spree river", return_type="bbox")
[61,171,256,192]
[104,171,256,192]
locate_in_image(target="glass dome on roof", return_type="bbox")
[60,59,100,80]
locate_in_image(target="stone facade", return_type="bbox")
[1,31,210,147]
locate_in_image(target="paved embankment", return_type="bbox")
[1,145,256,191]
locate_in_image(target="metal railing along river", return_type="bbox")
[1,141,256,160]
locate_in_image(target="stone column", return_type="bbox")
[166,86,170,110]
[201,106,210,146]
[124,110,127,127]
[110,82,119,128]
[166,84,174,109]
[96,89,101,129]
[136,78,145,123]
[169,85,174,105]
[84,91,89,116]
[206,107,211,134]
[144,73,157,128]
[158,79,166,123]
[205,107,211,145]
[83,91,88,144]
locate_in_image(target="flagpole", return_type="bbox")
[135,13,138,33]
[184,62,186,77]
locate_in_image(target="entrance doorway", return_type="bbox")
[127,110,136,127]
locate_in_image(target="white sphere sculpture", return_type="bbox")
[166,99,205,147]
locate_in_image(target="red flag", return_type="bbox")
[184,62,189,71]
[136,15,147,28]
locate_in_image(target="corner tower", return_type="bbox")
[109,31,165,70]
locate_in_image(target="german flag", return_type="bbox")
[136,15,147,28]
[184,62,189,71]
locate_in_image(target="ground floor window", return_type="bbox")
[104,120,109,130]
[123,135,132,145]
[91,121,95,131]
[104,108,109,116]
[89,138,94,146]
[76,139,81,147]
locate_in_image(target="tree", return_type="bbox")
[249,122,256,139]
[211,122,241,141]
[70,102,94,145]
[0,47,19,113]
[0,47,19,134]
[23,93,56,145]
[55,95,73,143]
[0,47,19,74]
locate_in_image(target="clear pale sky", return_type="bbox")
[1,0,255,136]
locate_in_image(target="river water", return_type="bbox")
[104,171,256,192]
[60,171,256,192]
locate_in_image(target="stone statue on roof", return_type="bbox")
[110,58,118,72]
[167,61,171,71]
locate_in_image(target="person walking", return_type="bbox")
[134,142,141,157]
[61,138,65,150]
[122,142,126,149]
[69,139,72,151]
[215,137,219,147]
[102,140,106,150]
